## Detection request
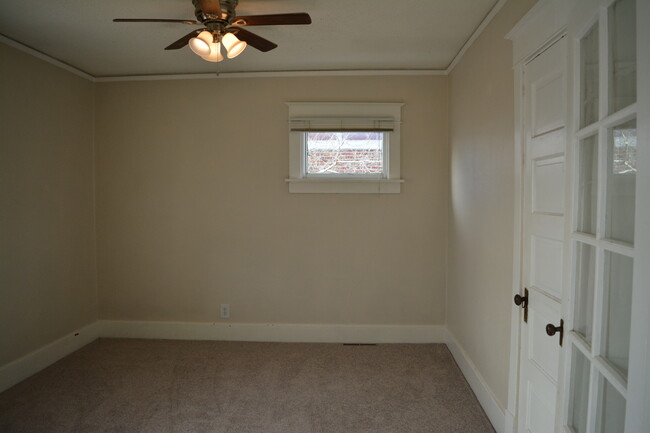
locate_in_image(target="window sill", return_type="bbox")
[285,178,404,194]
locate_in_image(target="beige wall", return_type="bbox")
[0,43,97,366]
[95,75,448,325]
[1,1,543,408]
[447,0,537,408]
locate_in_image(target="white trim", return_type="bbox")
[94,69,446,82]
[0,35,446,82]
[504,409,516,433]
[507,3,572,431]
[506,61,526,433]
[286,102,403,194]
[446,0,508,73]
[0,321,102,392]
[96,320,445,344]
[625,0,650,430]
[1,0,511,83]
[446,330,506,433]
[0,34,95,82]
[2,319,521,429]
[286,102,406,107]
[285,178,403,194]
[506,0,550,41]
[0,320,443,394]
[2,0,514,84]
[506,0,574,66]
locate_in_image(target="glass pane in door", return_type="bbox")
[596,378,626,433]
[574,243,596,343]
[580,23,599,128]
[606,120,637,244]
[603,251,634,376]
[577,135,598,234]
[609,0,636,114]
[568,347,591,433]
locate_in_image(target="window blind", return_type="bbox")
[289,118,396,132]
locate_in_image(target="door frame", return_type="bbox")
[505,1,574,432]
[626,1,650,429]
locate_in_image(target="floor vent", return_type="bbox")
[342,343,378,346]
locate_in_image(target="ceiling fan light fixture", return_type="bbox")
[222,32,247,59]
[188,30,213,56]
[202,42,224,62]
[115,6,312,59]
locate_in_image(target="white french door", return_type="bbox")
[561,0,648,432]
[510,0,649,432]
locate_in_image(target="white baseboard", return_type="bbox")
[0,321,102,392]
[96,320,446,344]
[0,320,444,394]
[504,409,516,433]
[446,329,506,433]
[0,321,517,433]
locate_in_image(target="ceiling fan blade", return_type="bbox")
[229,27,277,52]
[197,0,221,16]
[114,18,200,25]
[232,13,312,26]
[165,29,203,50]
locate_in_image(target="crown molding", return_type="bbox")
[0,34,95,82]
[446,0,508,74]
[1,35,447,81]
[4,0,513,84]
[94,69,446,82]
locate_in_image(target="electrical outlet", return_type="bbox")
[220,304,230,319]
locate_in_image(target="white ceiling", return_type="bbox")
[0,0,498,77]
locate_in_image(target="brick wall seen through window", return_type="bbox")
[306,132,384,175]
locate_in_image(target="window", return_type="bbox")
[286,102,403,193]
[305,131,385,177]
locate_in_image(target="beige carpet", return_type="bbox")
[0,339,495,433]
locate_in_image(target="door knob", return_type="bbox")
[513,288,529,322]
[514,294,527,306]
[546,319,564,346]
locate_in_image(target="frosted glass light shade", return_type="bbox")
[202,42,224,62]
[222,32,247,58]
[189,31,213,57]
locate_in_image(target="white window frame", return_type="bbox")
[286,102,404,193]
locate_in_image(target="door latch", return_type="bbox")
[514,288,529,322]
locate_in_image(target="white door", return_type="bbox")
[516,36,568,433]
[561,0,649,432]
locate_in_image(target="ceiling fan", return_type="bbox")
[114,0,311,62]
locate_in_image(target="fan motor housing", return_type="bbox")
[192,0,238,23]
